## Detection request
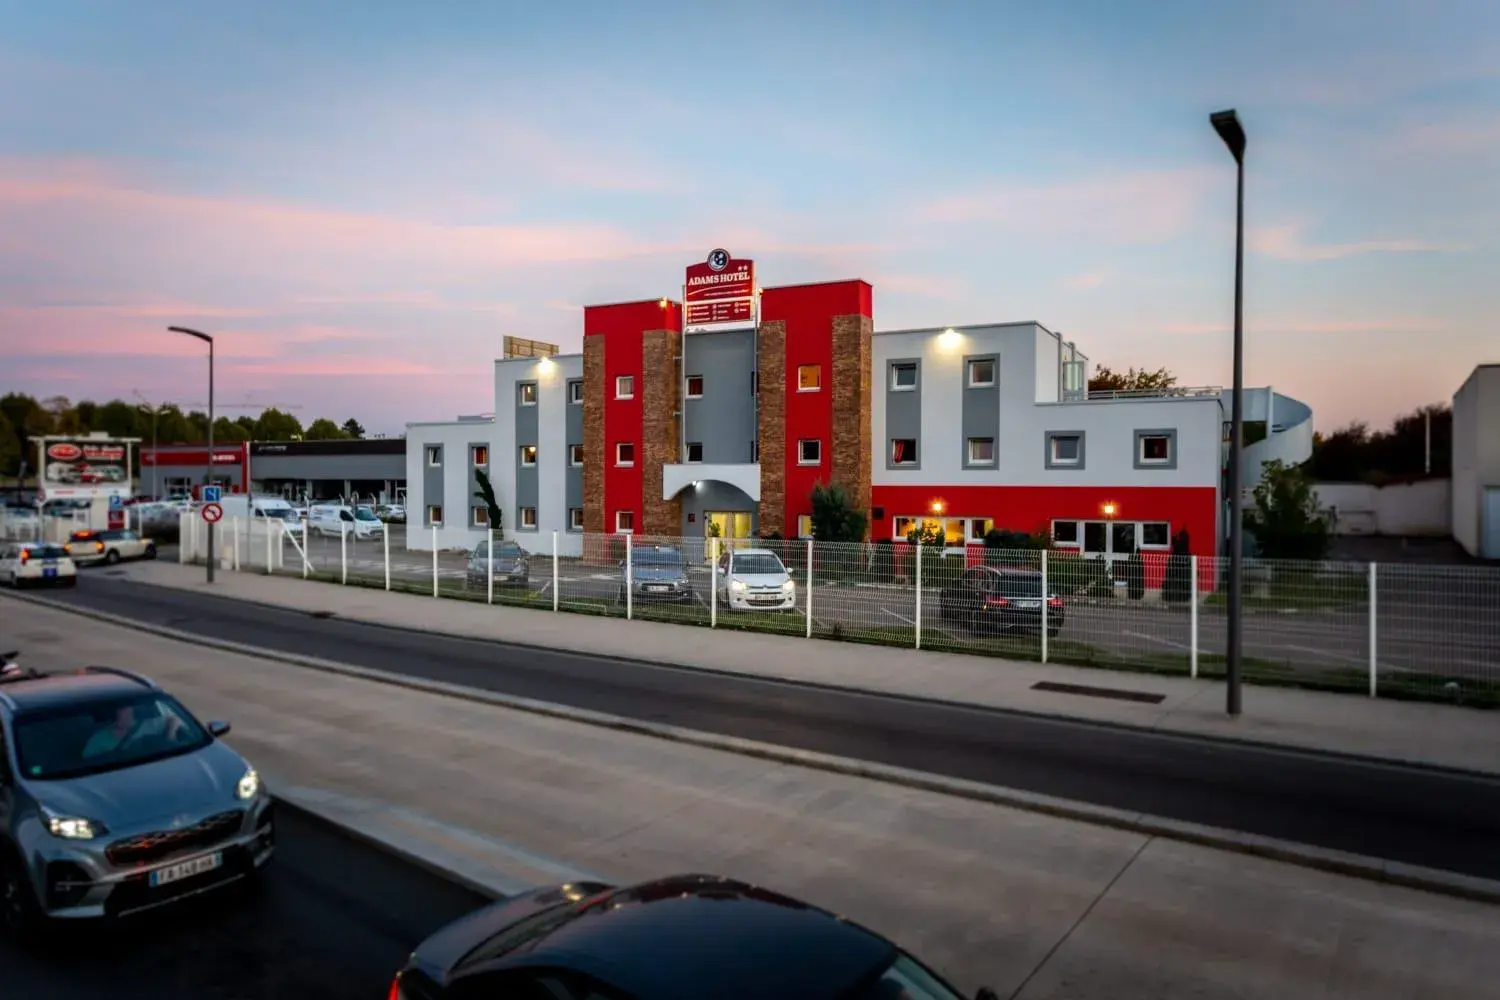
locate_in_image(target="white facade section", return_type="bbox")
[494,354,583,557]
[662,463,760,502]
[871,323,1224,489]
[1452,364,1500,558]
[404,417,495,552]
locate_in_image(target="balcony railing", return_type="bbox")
[1083,386,1224,401]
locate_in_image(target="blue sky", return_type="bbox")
[1,0,1495,433]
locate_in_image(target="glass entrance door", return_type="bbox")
[704,511,753,559]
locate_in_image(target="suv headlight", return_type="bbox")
[237,767,261,800]
[42,807,106,840]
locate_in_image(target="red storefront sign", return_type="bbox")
[684,248,754,326]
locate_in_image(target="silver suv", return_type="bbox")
[0,656,274,937]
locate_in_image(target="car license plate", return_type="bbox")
[149,852,222,887]
[646,584,668,592]
[43,567,57,578]
[1018,600,1040,609]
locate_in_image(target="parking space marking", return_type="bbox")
[1123,629,1191,651]
[880,607,917,626]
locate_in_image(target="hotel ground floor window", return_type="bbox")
[1053,519,1173,560]
[891,516,989,547]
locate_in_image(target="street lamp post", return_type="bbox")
[169,326,215,583]
[1211,108,1247,718]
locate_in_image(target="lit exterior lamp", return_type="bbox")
[1101,501,1118,519]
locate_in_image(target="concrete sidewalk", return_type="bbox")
[15,599,1500,1000]
[112,560,1499,775]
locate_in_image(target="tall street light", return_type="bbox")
[169,326,215,584]
[1211,108,1246,718]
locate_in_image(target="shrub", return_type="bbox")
[1162,528,1194,603]
[1125,551,1146,600]
[1049,550,1114,598]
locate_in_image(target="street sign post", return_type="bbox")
[201,502,224,524]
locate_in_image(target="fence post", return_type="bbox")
[1189,555,1199,679]
[302,521,311,579]
[710,536,718,628]
[266,519,274,575]
[431,525,439,598]
[340,521,348,585]
[1040,549,1049,664]
[382,523,390,591]
[805,538,814,639]
[179,512,188,564]
[1368,562,1378,698]
[914,543,923,650]
[551,530,559,612]
[487,534,494,605]
[625,540,633,621]
[232,517,241,572]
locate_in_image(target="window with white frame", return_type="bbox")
[568,507,584,531]
[891,516,976,546]
[967,358,996,388]
[968,518,994,541]
[890,438,918,465]
[966,437,995,465]
[798,439,821,465]
[519,445,537,467]
[427,505,443,525]
[890,362,917,391]
[615,442,635,466]
[685,375,704,398]
[1136,430,1175,467]
[796,514,813,538]
[472,506,488,527]
[569,443,583,466]
[518,507,537,530]
[1048,432,1084,467]
[471,445,489,466]
[615,375,635,399]
[568,379,583,405]
[518,382,538,406]
[797,365,821,392]
[425,446,442,467]
[1140,522,1171,548]
[615,510,634,533]
[1051,520,1081,546]
[686,442,704,463]
[892,516,917,539]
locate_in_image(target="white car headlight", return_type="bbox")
[729,579,747,593]
[781,580,796,593]
[237,767,261,800]
[43,807,105,840]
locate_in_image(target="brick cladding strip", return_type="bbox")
[582,336,607,536]
[640,329,683,537]
[830,313,873,537]
[756,320,787,537]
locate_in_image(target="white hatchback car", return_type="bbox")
[0,541,79,588]
[715,547,796,611]
[65,529,158,566]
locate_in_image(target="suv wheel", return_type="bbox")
[0,851,43,942]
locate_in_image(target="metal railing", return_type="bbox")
[1085,386,1224,401]
[177,519,1500,708]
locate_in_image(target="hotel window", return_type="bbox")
[685,375,704,398]
[472,506,488,527]
[797,365,821,392]
[797,514,813,538]
[519,506,537,530]
[1135,429,1176,469]
[686,442,704,463]
[968,518,994,541]
[1051,520,1081,546]
[891,438,918,466]
[615,510,635,533]
[518,382,538,406]
[569,443,583,466]
[615,442,635,466]
[798,439,821,465]
[890,362,918,391]
[1141,522,1172,549]
[427,505,443,526]
[568,507,584,531]
[966,437,995,465]
[892,516,916,539]
[425,446,442,467]
[568,380,583,405]
[615,375,635,399]
[471,445,488,466]
[1046,431,1085,469]
[967,358,995,388]
[520,445,537,467]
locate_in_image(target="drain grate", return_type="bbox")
[1031,680,1165,704]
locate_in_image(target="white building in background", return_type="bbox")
[1452,363,1500,559]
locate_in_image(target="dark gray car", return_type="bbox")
[0,660,274,937]
[465,539,531,592]
[617,545,694,604]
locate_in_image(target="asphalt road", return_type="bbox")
[37,575,1500,881]
[0,801,487,1000]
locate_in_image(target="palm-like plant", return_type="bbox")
[474,469,503,536]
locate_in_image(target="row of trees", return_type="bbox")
[0,392,369,477]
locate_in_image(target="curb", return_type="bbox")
[13,590,1500,908]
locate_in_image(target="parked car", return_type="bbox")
[64,529,158,567]
[618,544,694,604]
[0,542,77,589]
[308,503,384,540]
[715,547,796,611]
[377,504,407,524]
[0,664,274,936]
[938,566,1065,638]
[465,539,530,592]
[217,496,307,539]
[390,873,996,1000]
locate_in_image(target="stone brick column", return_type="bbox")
[830,314,873,538]
[581,336,607,536]
[640,329,683,538]
[756,320,787,537]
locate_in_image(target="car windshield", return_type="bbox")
[632,549,682,566]
[732,553,785,575]
[855,954,966,1000]
[24,545,68,559]
[355,506,379,521]
[13,692,212,781]
[262,508,298,520]
[477,542,524,559]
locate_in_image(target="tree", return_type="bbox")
[1306,405,1451,483]
[1087,366,1177,394]
[1245,460,1331,560]
[93,399,140,439]
[42,395,82,434]
[0,410,19,477]
[234,415,258,437]
[155,405,194,444]
[808,482,867,543]
[473,468,503,535]
[212,416,251,443]
[254,408,303,441]
[341,418,366,439]
[304,418,349,441]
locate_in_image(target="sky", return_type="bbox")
[0,0,1496,436]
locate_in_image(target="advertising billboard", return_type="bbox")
[684,248,755,326]
[38,436,133,500]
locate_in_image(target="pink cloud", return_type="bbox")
[1249,222,1465,261]
[226,357,460,377]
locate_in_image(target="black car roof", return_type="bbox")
[479,875,895,1000]
[0,671,152,712]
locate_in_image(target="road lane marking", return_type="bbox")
[880,607,916,626]
[1122,630,1191,651]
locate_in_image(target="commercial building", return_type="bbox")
[139,439,405,502]
[405,255,1313,570]
[1452,363,1500,559]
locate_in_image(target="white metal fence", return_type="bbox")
[175,522,1500,707]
